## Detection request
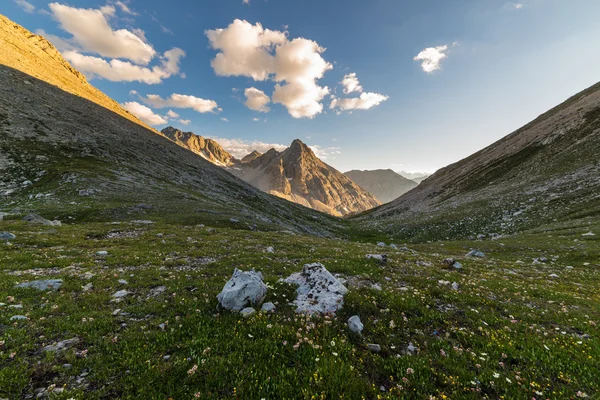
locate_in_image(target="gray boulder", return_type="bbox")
[366,254,387,264]
[41,338,80,353]
[22,214,61,226]
[367,344,381,353]
[10,315,28,321]
[260,302,276,313]
[284,263,348,315]
[466,250,485,258]
[15,279,63,291]
[217,269,267,311]
[240,307,257,318]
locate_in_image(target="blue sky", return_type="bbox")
[4,0,600,173]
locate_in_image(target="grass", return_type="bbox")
[1,216,598,399]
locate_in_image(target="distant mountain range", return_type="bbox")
[344,169,418,203]
[398,171,430,183]
[160,127,380,216]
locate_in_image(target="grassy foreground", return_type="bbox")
[0,217,599,399]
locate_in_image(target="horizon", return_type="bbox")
[4,0,600,174]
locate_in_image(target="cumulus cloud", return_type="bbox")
[207,137,287,159]
[309,145,341,161]
[341,72,363,94]
[244,87,271,112]
[48,2,155,64]
[413,44,452,73]
[62,48,185,84]
[122,101,167,125]
[221,117,229,122]
[206,19,332,118]
[142,93,219,114]
[15,0,35,13]
[330,92,389,112]
[166,110,180,118]
[179,119,191,125]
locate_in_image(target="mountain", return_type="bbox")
[235,140,381,216]
[0,15,340,235]
[398,171,430,183]
[358,82,600,240]
[161,126,236,166]
[241,150,263,163]
[344,169,418,203]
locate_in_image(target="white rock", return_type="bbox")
[260,302,276,313]
[0,232,16,241]
[377,242,386,247]
[549,274,559,278]
[41,338,80,353]
[582,231,595,236]
[466,250,485,258]
[217,269,267,312]
[82,283,93,292]
[367,343,381,353]
[266,246,275,253]
[112,290,131,299]
[347,315,363,334]
[451,282,459,291]
[240,307,256,318]
[366,254,387,263]
[284,263,348,315]
[118,279,128,285]
[96,251,109,256]
[10,315,28,321]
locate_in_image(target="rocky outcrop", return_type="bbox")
[344,169,418,203]
[161,127,237,166]
[241,150,262,163]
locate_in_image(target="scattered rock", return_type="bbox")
[112,290,131,299]
[118,279,128,285]
[22,214,61,226]
[265,246,275,253]
[260,302,276,313]
[217,269,267,312]
[0,232,16,241]
[96,250,109,257]
[376,242,386,247]
[549,273,560,279]
[15,279,63,291]
[41,338,80,353]
[582,231,595,236]
[78,189,98,196]
[148,286,166,298]
[240,307,257,318]
[389,244,398,249]
[229,218,240,223]
[406,342,418,355]
[466,249,485,258]
[442,258,462,270]
[284,263,348,315]
[366,254,387,264]
[451,282,459,291]
[82,282,93,292]
[10,315,28,321]
[367,344,381,353]
[347,315,364,334]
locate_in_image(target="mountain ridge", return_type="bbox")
[344,169,418,203]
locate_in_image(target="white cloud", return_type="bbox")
[179,119,191,125]
[206,20,332,118]
[115,1,137,15]
[62,48,185,84]
[99,5,116,17]
[15,0,35,13]
[207,137,287,159]
[48,3,155,65]
[252,117,260,122]
[36,29,79,51]
[309,145,341,161]
[330,92,389,112]
[129,90,138,96]
[341,72,363,94]
[221,117,229,122]
[142,93,219,113]
[413,44,450,73]
[166,110,180,118]
[244,87,271,112]
[243,0,250,4]
[515,3,524,9]
[122,101,167,125]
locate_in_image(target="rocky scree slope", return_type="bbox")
[233,140,381,217]
[344,169,419,203]
[358,82,600,240]
[0,16,340,235]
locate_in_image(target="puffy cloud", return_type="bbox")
[309,145,341,161]
[166,110,180,118]
[206,20,332,118]
[62,48,185,84]
[179,119,191,125]
[15,0,35,13]
[515,3,524,9]
[48,3,156,65]
[142,93,219,114]
[221,117,229,122]
[330,92,389,112]
[122,101,167,125]
[341,72,363,94]
[244,87,270,112]
[207,137,287,159]
[413,45,450,73]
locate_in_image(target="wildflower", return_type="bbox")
[332,352,338,357]
[282,341,288,346]
[187,365,198,375]
[440,349,446,357]
[194,393,201,398]
[493,373,500,378]
[506,378,512,383]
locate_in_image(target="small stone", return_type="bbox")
[148,286,166,298]
[376,242,386,247]
[240,307,256,318]
[266,246,275,253]
[406,342,418,354]
[366,254,388,264]
[549,273,559,278]
[229,218,240,223]
[118,279,128,285]
[63,364,73,369]
[260,302,276,313]
[466,250,485,258]
[0,232,16,241]
[347,315,364,334]
[15,279,63,291]
[96,251,108,257]
[112,290,130,299]
[82,283,93,292]
[10,315,28,321]
[367,343,381,353]
[41,338,79,353]
[389,244,398,249]
[163,355,171,361]
[112,309,122,316]
[451,282,459,291]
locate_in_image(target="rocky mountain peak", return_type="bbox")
[288,139,313,156]
[241,150,263,163]
[160,126,236,166]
